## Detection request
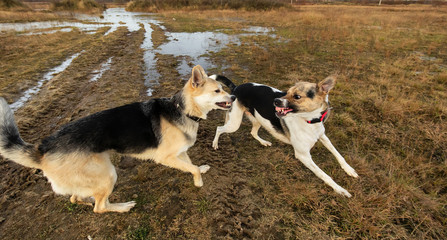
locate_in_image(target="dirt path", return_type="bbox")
[0,21,296,238]
[0,26,149,239]
[2,6,446,240]
[0,22,277,239]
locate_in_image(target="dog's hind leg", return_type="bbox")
[212,100,244,150]
[93,192,136,213]
[89,154,135,213]
[294,150,352,198]
[245,113,272,147]
[92,170,136,213]
[70,195,94,206]
[319,134,358,178]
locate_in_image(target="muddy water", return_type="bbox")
[157,32,238,79]
[2,8,276,103]
[89,57,113,82]
[9,52,82,111]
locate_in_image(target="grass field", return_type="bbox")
[0,4,446,239]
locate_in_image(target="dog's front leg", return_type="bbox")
[160,153,210,187]
[294,149,352,198]
[319,134,358,178]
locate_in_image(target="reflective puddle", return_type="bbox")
[89,57,113,82]
[3,8,278,101]
[10,52,82,111]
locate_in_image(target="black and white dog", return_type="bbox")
[213,76,358,197]
[0,65,235,213]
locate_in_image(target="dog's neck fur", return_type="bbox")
[181,87,209,120]
[280,104,328,143]
[172,90,207,120]
[283,112,325,149]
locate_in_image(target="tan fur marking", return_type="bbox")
[284,82,327,113]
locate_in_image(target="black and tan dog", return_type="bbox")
[0,65,234,213]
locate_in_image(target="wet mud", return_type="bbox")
[0,9,291,240]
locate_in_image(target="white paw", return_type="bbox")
[212,140,219,150]
[260,140,272,147]
[343,166,359,178]
[335,187,352,198]
[119,201,137,212]
[199,165,210,174]
[125,201,137,208]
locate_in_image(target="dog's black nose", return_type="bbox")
[274,98,283,107]
[230,95,236,102]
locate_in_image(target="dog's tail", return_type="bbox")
[0,98,41,169]
[211,75,237,93]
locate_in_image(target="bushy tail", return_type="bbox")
[212,75,237,93]
[0,98,40,169]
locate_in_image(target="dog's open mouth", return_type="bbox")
[216,102,232,109]
[275,106,293,117]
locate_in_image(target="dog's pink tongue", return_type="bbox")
[275,107,282,112]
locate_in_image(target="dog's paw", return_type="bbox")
[260,140,272,147]
[335,187,352,198]
[344,166,359,178]
[118,201,136,212]
[199,165,210,174]
[212,140,219,150]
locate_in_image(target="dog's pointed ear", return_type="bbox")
[190,65,207,88]
[318,76,336,94]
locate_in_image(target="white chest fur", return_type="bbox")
[284,117,325,150]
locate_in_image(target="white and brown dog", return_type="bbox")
[212,75,358,197]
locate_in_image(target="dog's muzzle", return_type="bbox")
[274,98,293,117]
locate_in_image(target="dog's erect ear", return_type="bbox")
[191,65,208,88]
[318,76,336,94]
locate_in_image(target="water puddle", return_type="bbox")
[0,21,109,34]
[413,51,439,62]
[2,8,280,99]
[10,52,82,111]
[156,32,239,79]
[0,8,160,36]
[141,23,160,96]
[89,57,113,82]
[242,26,274,34]
[22,27,73,36]
[74,8,161,36]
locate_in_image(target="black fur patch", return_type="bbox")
[38,93,186,155]
[2,125,24,149]
[234,83,286,133]
[306,89,315,99]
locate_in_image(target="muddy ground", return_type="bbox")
[1,5,447,240]
[0,19,299,240]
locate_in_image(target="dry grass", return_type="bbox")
[51,0,105,13]
[0,4,446,240]
[0,29,109,104]
[0,9,72,22]
[126,0,286,12]
[0,0,29,10]
[157,5,447,238]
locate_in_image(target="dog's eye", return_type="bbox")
[215,89,220,93]
[293,94,301,100]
